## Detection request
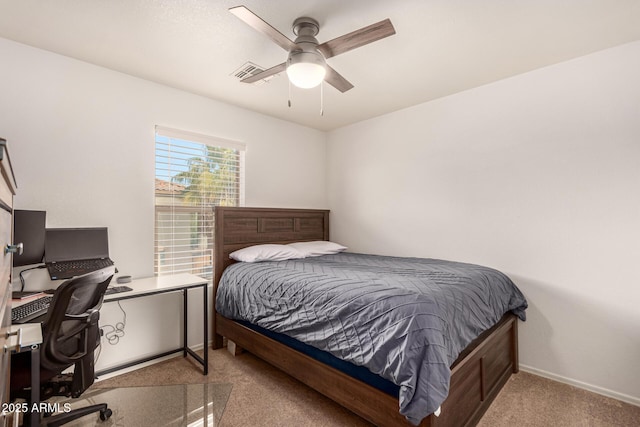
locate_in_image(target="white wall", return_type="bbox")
[3,33,639,405]
[0,38,326,371]
[327,41,640,404]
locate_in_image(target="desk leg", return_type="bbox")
[28,346,40,427]
[183,288,188,358]
[203,284,208,375]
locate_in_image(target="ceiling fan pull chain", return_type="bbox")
[288,79,292,107]
[320,81,324,116]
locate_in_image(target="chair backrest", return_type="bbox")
[40,266,115,374]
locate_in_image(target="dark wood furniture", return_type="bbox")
[212,206,519,427]
[0,140,17,427]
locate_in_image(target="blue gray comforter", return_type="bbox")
[215,252,527,424]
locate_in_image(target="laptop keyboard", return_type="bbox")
[12,295,53,324]
[48,258,114,280]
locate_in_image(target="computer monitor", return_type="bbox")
[13,209,46,266]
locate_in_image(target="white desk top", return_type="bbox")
[104,273,208,301]
[12,273,208,307]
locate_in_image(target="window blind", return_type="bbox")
[154,126,245,280]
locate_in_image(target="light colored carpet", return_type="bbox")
[94,349,640,426]
[478,372,639,427]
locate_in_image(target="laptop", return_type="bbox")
[44,227,115,280]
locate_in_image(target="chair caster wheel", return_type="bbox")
[100,408,113,421]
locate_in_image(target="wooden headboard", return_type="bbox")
[213,206,330,288]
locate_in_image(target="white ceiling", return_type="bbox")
[1,0,639,131]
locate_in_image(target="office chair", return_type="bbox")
[10,266,116,426]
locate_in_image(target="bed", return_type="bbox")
[212,206,526,426]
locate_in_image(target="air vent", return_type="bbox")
[231,62,277,85]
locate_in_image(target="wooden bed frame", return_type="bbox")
[212,207,519,427]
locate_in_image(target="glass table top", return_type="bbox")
[49,382,233,427]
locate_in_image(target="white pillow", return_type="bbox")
[288,241,347,258]
[229,244,303,263]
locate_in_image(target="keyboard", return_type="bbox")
[105,286,132,295]
[47,258,114,280]
[12,295,53,324]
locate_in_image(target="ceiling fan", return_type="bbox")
[230,5,396,92]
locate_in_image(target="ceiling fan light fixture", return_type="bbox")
[286,50,326,89]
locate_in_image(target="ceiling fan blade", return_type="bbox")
[229,6,297,52]
[317,18,395,59]
[240,62,286,84]
[324,66,354,93]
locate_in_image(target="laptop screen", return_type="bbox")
[44,227,110,263]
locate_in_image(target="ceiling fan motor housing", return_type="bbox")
[289,16,325,62]
[287,16,326,88]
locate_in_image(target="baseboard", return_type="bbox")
[520,364,640,407]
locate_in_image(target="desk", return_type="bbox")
[7,323,42,427]
[97,273,209,376]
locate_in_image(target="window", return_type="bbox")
[154,126,245,280]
